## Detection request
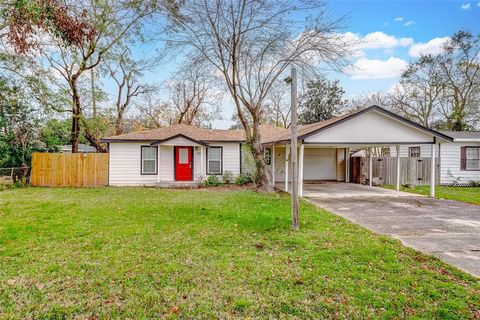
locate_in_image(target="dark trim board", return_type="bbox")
[302,141,437,145]
[101,139,158,143]
[140,145,158,175]
[151,134,209,146]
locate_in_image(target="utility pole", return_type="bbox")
[286,67,299,231]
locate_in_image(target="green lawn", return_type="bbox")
[0,188,479,318]
[385,185,480,205]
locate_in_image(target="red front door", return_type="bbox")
[175,146,193,181]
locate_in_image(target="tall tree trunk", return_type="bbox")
[248,119,272,192]
[71,78,81,153]
[115,109,124,135]
[84,129,108,153]
[90,67,97,117]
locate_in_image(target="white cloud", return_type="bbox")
[408,37,450,57]
[461,3,471,9]
[359,31,414,49]
[394,17,404,21]
[346,57,408,80]
[404,21,415,27]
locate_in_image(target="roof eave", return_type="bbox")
[150,133,209,146]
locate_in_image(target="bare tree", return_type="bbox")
[264,80,291,128]
[389,57,444,128]
[436,31,480,130]
[170,0,352,190]
[136,93,175,129]
[108,50,157,135]
[348,92,390,111]
[20,0,176,152]
[169,61,221,127]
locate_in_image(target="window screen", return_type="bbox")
[141,146,157,174]
[466,147,480,170]
[207,147,222,174]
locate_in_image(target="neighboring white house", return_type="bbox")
[390,132,480,185]
[102,106,456,196]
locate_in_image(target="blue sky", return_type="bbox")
[123,0,480,128]
[326,0,480,99]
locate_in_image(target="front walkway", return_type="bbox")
[278,182,480,277]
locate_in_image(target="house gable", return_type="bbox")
[304,109,441,145]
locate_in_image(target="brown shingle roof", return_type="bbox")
[101,123,287,144]
[440,131,480,140]
[262,112,353,144]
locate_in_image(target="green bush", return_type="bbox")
[222,171,233,184]
[204,175,220,187]
[235,173,252,186]
[468,180,480,187]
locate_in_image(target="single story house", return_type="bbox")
[101,106,461,196]
[390,132,480,186]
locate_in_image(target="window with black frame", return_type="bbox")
[264,147,271,165]
[466,147,480,171]
[408,146,420,157]
[141,146,157,175]
[207,146,222,174]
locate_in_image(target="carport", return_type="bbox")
[265,106,452,197]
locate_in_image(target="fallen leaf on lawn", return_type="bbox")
[6,279,16,286]
[294,277,304,285]
[171,306,180,314]
[254,242,264,249]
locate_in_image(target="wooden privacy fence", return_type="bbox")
[31,153,108,187]
[356,157,440,186]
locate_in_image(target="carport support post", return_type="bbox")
[200,146,204,179]
[285,144,290,191]
[430,143,436,197]
[345,148,350,182]
[368,147,373,186]
[395,145,401,191]
[299,144,304,197]
[271,145,275,186]
[157,146,161,184]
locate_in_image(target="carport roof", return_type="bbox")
[263,106,453,144]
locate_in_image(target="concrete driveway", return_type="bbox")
[304,183,480,277]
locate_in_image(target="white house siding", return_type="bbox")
[304,110,435,144]
[208,142,241,177]
[109,142,241,186]
[390,142,480,184]
[158,145,174,181]
[440,142,480,185]
[109,142,158,186]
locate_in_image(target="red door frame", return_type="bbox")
[174,146,193,181]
